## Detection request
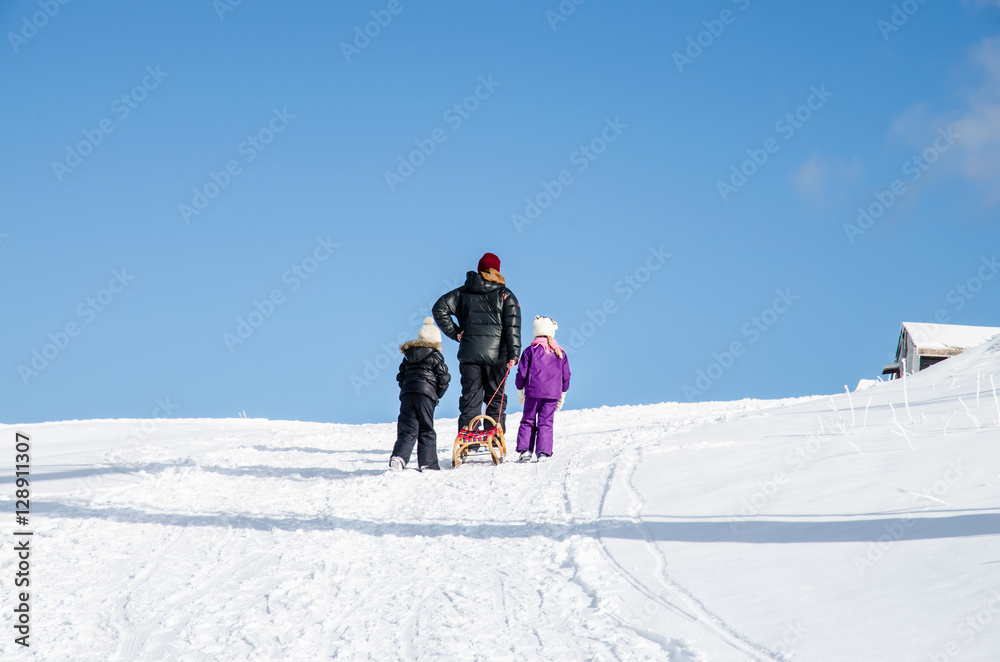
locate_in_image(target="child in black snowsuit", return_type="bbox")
[390,318,451,471]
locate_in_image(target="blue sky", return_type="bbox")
[3,0,999,425]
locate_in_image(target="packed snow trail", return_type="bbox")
[3,338,1000,660]
[1,403,783,660]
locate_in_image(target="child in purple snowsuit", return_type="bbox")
[515,316,571,461]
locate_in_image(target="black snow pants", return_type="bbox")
[458,363,509,434]
[392,393,440,470]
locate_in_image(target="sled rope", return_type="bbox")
[484,364,511,419]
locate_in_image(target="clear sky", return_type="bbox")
[3,0,999,425]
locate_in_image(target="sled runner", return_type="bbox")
[452,414,506,467]
[452,364,511,468]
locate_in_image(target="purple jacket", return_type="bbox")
[515,341,571,400]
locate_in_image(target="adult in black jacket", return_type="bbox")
[433,252,521,433]
[391,318,451,471]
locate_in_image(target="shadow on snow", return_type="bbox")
[33,503,1000,544]
[1,456,384,484]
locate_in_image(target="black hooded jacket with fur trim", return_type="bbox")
[432,271,522,365]
[396,340,451,403]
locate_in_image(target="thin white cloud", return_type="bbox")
[793,155,865,205]
[889,102,934,146]
[890,36,1000,204]
[953,37,1000,200]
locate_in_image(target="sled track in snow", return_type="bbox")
[108,526,187,660]
[33,402,803,660]
[585,425,783,660]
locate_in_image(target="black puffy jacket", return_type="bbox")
[397,341,451,403]
[433,271,521,365]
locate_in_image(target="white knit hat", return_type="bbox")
[533,315,557,338]
[417,317,442,344]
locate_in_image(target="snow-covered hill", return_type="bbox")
[3,338,1000,660]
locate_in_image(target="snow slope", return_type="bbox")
[3,338,1000,661]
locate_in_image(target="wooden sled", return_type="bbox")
[452,415,507,467]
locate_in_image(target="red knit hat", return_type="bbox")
[477,252,501,273]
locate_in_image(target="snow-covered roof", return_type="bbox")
[901,322,1000,353]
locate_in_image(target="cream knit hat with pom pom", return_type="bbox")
[417,317,442,344]
[533,315,557,338]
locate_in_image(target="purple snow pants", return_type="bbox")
[516,396,559,457]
